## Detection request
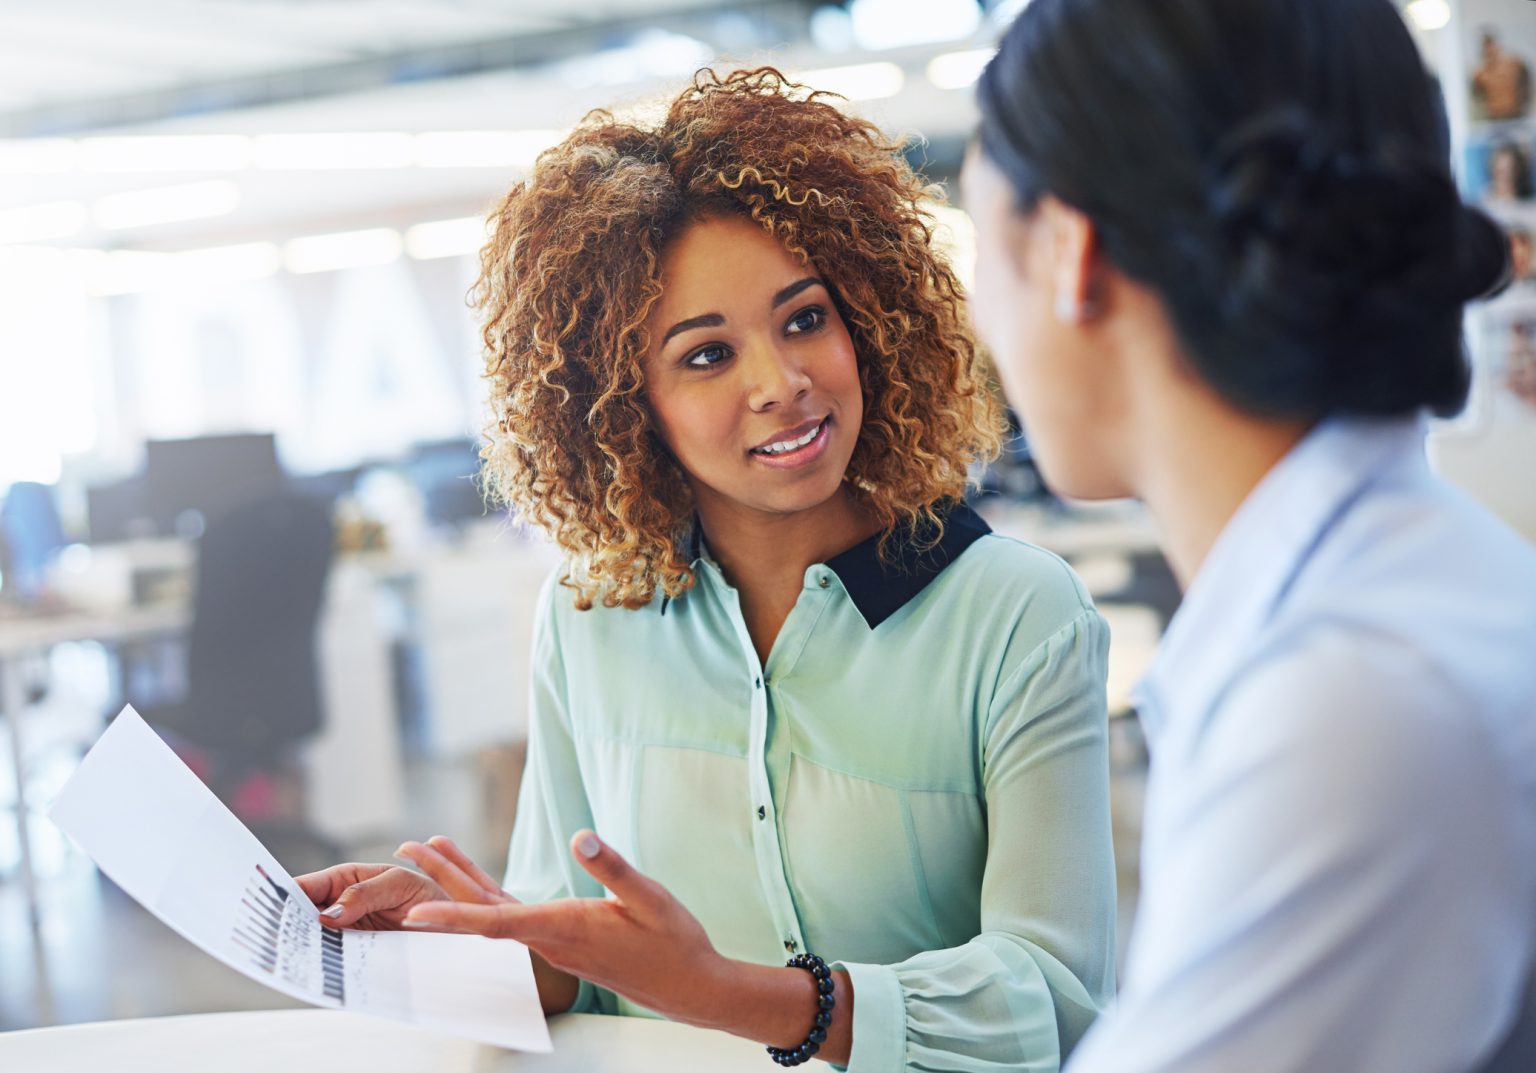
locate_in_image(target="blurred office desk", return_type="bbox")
[0,602,190,925]
[975,499,1161,559]
[0,1010,766,1073]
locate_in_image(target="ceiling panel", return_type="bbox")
[0,0,794,131]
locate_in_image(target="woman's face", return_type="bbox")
[960,145,1131,499]
[1512,232,1534,281]
[1491,147,1518,198]
[642,214,863,521]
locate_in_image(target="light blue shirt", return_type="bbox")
[504,505,1119,1071]
[1068,416,1536,1073]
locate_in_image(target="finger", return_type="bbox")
[424,835,509,899]
[396,840,498,904]
[320,868,433,927]
[294,863,388,908]
[404,899,585,944]
[568,830,668,912]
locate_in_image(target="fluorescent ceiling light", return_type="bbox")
[179,241,282,283]
[1405,0,1450,31]
[256,133,416,171]
[94,180,241,230]
[0,201,87,245]
[284,228,403,274]
[795,62,906,101]
[927,48,996,91]
[415,130,564,169]
[78,242,280,296]
[555,29,713,88]
[78,135,252,173]
[405,217,490,260]
[0,139,77,174]
[848,0,981,50]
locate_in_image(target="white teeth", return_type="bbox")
[755,422,822,455]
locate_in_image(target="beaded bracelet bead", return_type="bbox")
[766,952,835,1067]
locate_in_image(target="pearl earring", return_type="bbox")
[1054,294,1081,323]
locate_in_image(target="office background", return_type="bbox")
[2,0,1532,1034]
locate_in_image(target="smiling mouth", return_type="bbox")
[750,418,829,457]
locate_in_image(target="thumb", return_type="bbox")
[569,830,666,911]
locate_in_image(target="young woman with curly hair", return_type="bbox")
[299,68,1116,1072]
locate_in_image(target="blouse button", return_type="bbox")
[757,806,766,820]
[817,574,830,589]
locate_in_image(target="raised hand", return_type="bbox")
[401,830,729,1026]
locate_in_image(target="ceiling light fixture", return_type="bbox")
[927,48,996,90]
[794,62,906,101]
[94,180,241,230]
[284,228,403,274]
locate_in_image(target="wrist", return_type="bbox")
[682,951,745,1032]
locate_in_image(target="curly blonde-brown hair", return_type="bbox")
[476,67,1002,609]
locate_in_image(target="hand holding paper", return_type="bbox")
[47,707,551,1053]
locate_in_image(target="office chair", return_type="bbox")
[135,490,337,864]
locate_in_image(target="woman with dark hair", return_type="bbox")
[963,1,1536,1071]
[1488,138,1535,202]
[299,69,1118,1071]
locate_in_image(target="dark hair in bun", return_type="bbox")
[977,0,1510,419]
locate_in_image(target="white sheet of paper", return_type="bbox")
[47,706,552,1053]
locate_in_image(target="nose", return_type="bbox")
[744,337,812,412]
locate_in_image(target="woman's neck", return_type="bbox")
[693,487,883,665]
[697,487,881,597]
[1132,388,1311,592]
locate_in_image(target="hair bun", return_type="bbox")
[1205,107,1485,318]
[1181,106,1508,417]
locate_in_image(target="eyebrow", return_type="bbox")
[658,276,825,348]
[771,276,823,309]
[659,313,724,347]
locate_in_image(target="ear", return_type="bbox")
[1038,195,1099,324]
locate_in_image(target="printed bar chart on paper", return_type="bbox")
[47,706,550,1053]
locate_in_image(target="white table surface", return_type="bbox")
[0,1010,773,1073]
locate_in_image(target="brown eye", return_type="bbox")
[786,306,825,335]
[686,344,731,367]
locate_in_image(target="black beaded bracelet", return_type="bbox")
[766,952,835,1067]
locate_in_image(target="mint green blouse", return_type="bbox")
[503,505,1117,1072]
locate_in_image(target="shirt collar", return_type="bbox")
[1133,414,1428,743]
[670,500,992,629]
[824,500,993,629]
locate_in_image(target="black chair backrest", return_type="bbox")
[182,491,333,762]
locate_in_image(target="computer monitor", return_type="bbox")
[404,439,488,528]
[86,475,150,543]
[144,434,284,534]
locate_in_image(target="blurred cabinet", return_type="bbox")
[303,562,404,842]
[415,537,562,758]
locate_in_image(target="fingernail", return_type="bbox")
[576,832,601,859]
[401,918,432,929]
[322,904,344,918]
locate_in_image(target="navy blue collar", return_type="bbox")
[824,501,992,628]
[676,500,992,629]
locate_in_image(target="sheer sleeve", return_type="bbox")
[837,608,1118,1072]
